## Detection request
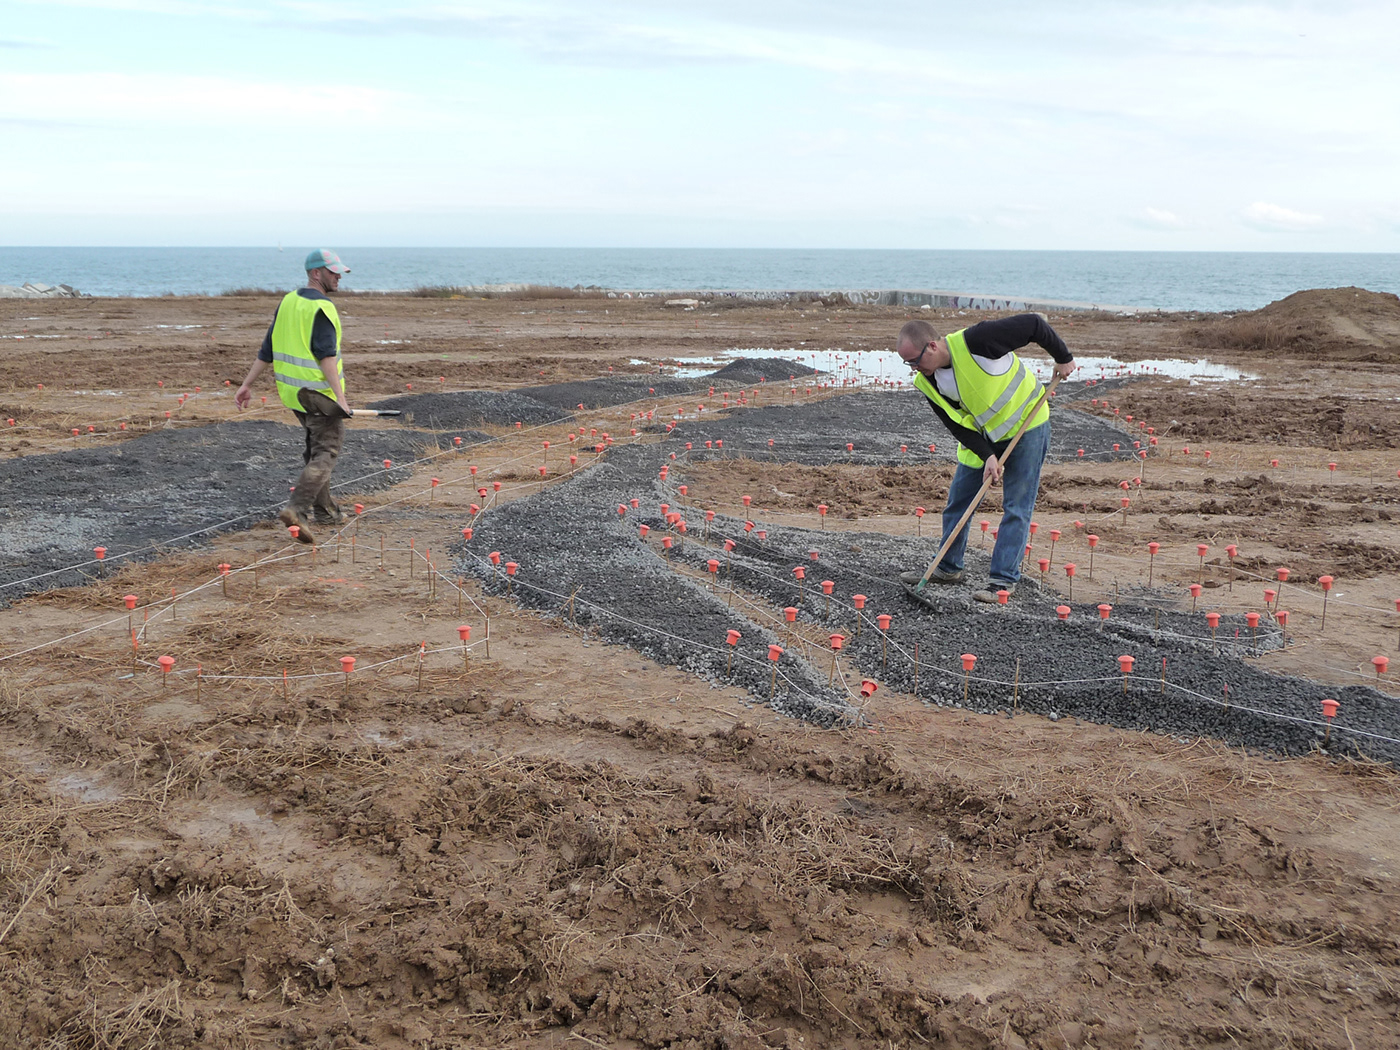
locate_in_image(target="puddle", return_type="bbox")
[1064,355,1256,383]
[52,772,123,803]
[361,726,417,747]
[169,802,286,844]
[652,347,1255,386]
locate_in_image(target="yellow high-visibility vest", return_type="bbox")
[913,328,1047,468]
[270,291,344,412]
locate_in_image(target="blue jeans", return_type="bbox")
[937,421,1050,586]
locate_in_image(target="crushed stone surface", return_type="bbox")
[367,389,572,429]
[460,387,1393,760]
[0,420,430,599]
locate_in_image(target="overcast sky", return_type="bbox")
[3,0,1398,249]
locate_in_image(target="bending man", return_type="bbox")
[235,249,353,544]
[896,314,1075,602]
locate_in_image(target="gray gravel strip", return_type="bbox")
[0,420,436,599]
[458,389,1394,760]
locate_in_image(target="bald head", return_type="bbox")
[897,319,939,358]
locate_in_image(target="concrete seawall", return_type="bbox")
[609,288,1151,314]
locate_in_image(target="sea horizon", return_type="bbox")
[3,246,1397,313]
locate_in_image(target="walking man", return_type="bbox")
[234,249,353,544]
[895,314,1076,602]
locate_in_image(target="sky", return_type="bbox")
[2,0,1398,250]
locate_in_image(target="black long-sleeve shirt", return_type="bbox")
[920,313,1071,462]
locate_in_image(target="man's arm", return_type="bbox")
[922,396,996,463]
[309,310,351,415]
[318,356,351,416]
[964,314,1073,363]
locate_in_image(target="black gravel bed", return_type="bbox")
[648,389,1143,468]
[0,420,429,600]
[667,517,1392,761]
[516,377,698,411]
[366,390,573,429]
[456,398,1395,760]
[458,446,858,726]
[705,356,820,384]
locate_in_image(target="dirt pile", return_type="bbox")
[708,356,820,385]
[518,376,697,411]
[1194,286,1400,362]
[366,389,573,429]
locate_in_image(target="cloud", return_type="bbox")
[1141,207,1184,229]
[0,72,407,128]
[1242,201,1323,230]
[0,37,54,48]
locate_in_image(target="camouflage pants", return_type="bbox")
[289,389,345,520]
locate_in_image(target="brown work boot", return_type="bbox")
[278,507,315,544]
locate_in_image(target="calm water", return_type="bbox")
[2,247,1396,313]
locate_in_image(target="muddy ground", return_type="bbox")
[0,289,1399,1048]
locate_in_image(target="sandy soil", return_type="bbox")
[1,290,1399,1048]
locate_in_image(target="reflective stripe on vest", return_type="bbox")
[270,291,344,412]
[945,328,1047,444]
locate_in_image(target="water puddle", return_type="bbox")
[651,347,1255,386]
[52,772,123,803]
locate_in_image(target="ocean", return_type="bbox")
[1,247,1396,313]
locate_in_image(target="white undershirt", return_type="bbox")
[933,353,1014,403]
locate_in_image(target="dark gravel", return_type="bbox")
[458,389,1396,760]
[367,390,573,429]
[646,388,1142,468]
[0,420,430,600]
[517,378,697,411]
[369,358,821,425]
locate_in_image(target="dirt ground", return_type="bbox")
[1,289,1400,1048]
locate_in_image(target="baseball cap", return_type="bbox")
[305,248,350,274]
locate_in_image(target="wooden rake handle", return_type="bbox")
[914,374,1063,589]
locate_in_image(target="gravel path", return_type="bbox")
[0,420,434,599]
[459,389,1394,760]
[366,390,572,429]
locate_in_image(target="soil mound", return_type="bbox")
[518,377,697,411]
[366,390,571,428]
[710,356,820,383]
[1195,286,1400,362]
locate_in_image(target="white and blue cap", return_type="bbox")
[305,248,350,274]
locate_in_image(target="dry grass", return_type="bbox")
[63,979,193,1050]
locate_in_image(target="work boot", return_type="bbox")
[972,582,1016,604]
[313,504,346,526]
[899,567,964,587]
[278,507,315,544]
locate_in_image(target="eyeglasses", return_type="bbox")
[905,342,932,370]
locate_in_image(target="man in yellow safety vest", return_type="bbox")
[234,249,353,544]
[895,315,1076,602]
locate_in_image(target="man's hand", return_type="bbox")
[982,454,1003,487]
[234,385,252,410]
[1053,359,1077,381]
[334,395,353,419]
